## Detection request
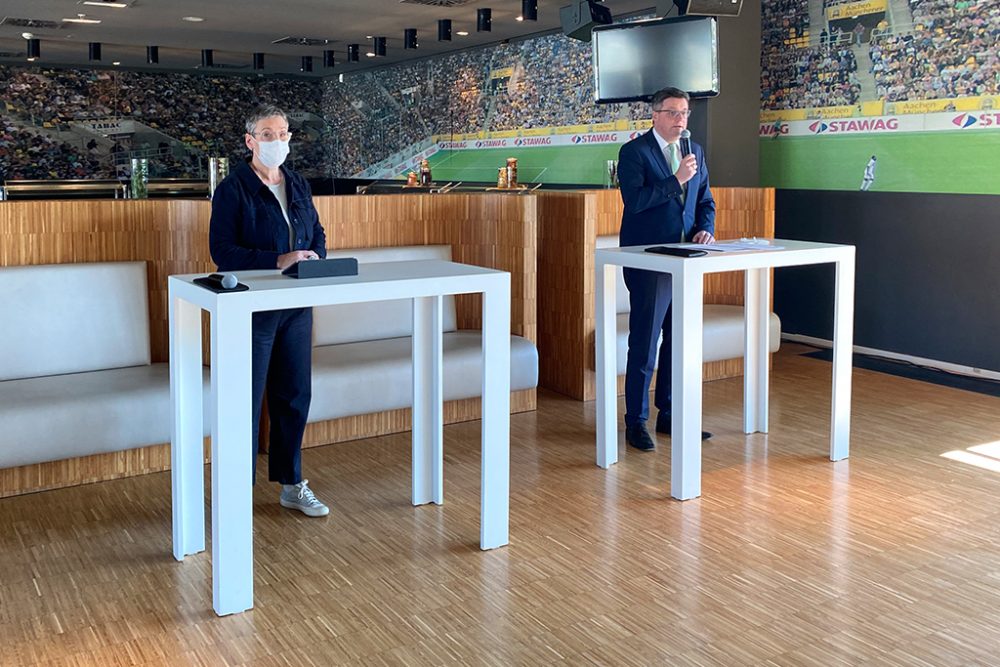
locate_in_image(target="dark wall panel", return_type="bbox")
[775,190,1000,372]
[706,1,761,187]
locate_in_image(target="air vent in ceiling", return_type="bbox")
[272,36,333,47]
[0,17,64,29]
[400,0,473,6]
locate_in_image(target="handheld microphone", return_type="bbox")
[208,273,239,289]
[679,129,692,158]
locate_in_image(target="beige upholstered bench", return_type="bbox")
[0,251,538,472]
[0,262,210,469]
[308,245,539,422]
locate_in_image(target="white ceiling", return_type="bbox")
[0,0,657,77]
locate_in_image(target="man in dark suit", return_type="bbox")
[617,87,716,451]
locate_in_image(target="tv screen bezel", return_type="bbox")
[591,15,720,104]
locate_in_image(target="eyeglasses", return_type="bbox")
[250,129,292,142]
[652,109,692,119]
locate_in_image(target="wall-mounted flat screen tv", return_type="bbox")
[592,15,719,103]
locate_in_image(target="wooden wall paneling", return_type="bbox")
[536,192,592,399]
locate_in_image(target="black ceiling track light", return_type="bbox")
[477,8,492,32]
[26,38,40,61]
[404,28,417,49]
[323,49,336,68]
[438,18,452,41]
[201,49,213,67]
[347,43,359,62]
[522,0,538,20]
[372,36,386,57]
[89,42,102,61]
[146,45,158,64]
[253,52,265,70]
[300,56,313,72]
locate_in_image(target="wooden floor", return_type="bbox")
[3,345,1000,666]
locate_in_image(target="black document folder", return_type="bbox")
[281,257,359,279]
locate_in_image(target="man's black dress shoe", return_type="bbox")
[656,412,713,440]
[625,422,656,451]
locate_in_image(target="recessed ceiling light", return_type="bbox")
[82,1,129,7]
[516,16,524,21]
[112,61,121,65]
[21,31,33,39]
[365,35,373,39]
[456,31,469,36]
[365,52,375,57]
[62,14,102,24]
[181,16,204,22]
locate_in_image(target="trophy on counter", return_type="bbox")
[419,159,432,186]
[406,171,419,187]
[130,158,149,199]
[496,167,508,189]
[505,157,518,188]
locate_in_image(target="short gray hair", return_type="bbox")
[245,105,289,135]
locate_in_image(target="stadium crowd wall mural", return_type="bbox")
[0,29,643,187]
[1,0,997,193]
[760,0,999,195]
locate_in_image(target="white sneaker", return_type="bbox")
[279,480,330,517]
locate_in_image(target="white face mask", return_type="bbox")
[255,138,290,168]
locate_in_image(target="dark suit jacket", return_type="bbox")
[209,161,327,271]
[617,129,715,247]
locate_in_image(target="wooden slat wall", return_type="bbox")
[0,193,537,498]
[536,187,776,401]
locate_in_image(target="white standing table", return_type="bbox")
[169,259,511,616]
[595,240,855,500]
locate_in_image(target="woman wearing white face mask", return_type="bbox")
[208,105,331,518]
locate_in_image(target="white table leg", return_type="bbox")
[412,295,443,506]
[743,268,770,434]
[480,276,511,550]
[210,303,254,616]
[671,269,704,501]
[831,252,855,461]
[170,291,205,560]
[595,261,618,469]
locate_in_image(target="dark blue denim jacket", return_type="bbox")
[209,160,327,271]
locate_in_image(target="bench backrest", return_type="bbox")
[596,235,630,315]
[312,245,458,346]
[0,262,151,381]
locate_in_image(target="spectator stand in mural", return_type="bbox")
[0,65,326,183]
[5,17,668,187]
[759,0,1000,195]
[326,31,655,186]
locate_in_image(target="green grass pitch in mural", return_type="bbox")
[759,131,1000,195]
[425,144,624,186]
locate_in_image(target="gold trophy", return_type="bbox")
[497,167,509,189]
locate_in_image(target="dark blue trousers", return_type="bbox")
[251,307,312,485]
[623,268,674,426]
